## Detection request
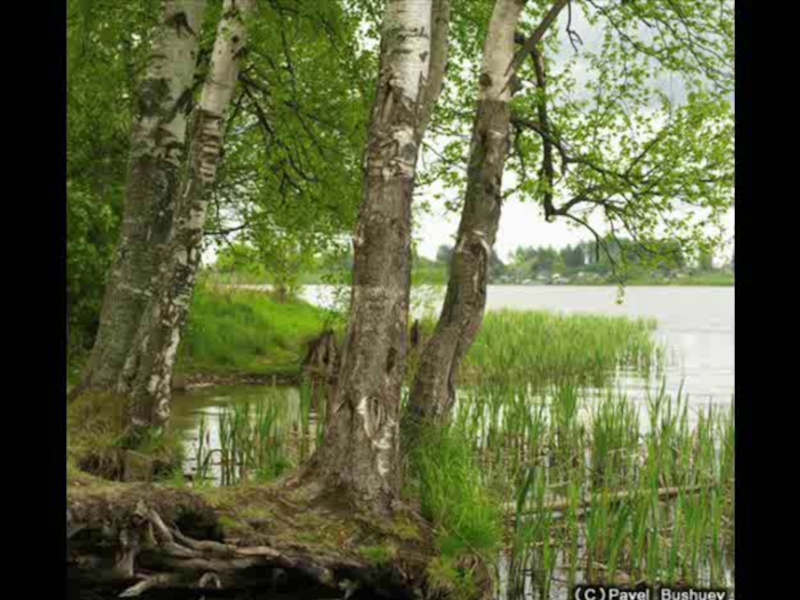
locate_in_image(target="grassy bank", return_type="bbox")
[175,287,662,389]
[176,286,338,379]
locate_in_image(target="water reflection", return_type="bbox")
[171,386,313,484]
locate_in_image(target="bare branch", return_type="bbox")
[507,0,571,76]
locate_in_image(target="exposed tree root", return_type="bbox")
[67,471,439,599]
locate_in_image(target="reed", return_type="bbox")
[415,380,734,597]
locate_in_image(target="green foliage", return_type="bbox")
[66,1,159,356]
[205,0,375,290]
[412,252,449,285]
[496,236,732,285]
[67,0,373,362]
[67,181,119,355]
[418,0,734,284]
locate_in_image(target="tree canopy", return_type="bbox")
[67,0,376,354]
[417,0,734,282]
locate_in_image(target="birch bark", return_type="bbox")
[79,0,207,395]
[299,0,445,514]
[403,0,529,443]
[124,0,255,439]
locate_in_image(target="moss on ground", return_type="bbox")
[66,471,447,595]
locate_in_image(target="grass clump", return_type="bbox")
[426,554,481,598]
[359,544,399,566]
[412,422,503,598]
[193,391,296,486]
[464,310,661,389]
[177,285,335,378]
[414,424,504,559]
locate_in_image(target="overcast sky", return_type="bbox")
[412,181,735,263]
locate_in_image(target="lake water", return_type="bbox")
[297,284,734,406]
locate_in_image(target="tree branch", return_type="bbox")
[507,0,570,76]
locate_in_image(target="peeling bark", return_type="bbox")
[402,0,528,446]
[78,0,207,396]
[123,0,255,441]
[298,0,445,515]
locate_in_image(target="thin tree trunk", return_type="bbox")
[402,0,530,444]
[77,0,207,396]
[123,0,255,440]
[418,0,451,137]
[299,0,449,515]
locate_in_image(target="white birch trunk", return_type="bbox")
[124,0,255,439]
[403,0,527,443]
[79,0,207,396]
[299,0,438,514]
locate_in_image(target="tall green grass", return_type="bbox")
[190,382,328,486]
[164,295,732,597]
[463,310,662,389]
[412,421,505,598]
[197,392,294,486]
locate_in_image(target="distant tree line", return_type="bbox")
[429,237,730,285]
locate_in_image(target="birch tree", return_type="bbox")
[403,0,549,442]
[123,0,256,442]
[76,0,207,396]
[297,0,451,514]
[405,0,734,434]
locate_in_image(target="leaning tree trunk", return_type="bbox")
[402,0,529,445]
[122,0,255,442]
[77,0,207,396]
[298,0,450,515]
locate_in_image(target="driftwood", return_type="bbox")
[302,330,339,380]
